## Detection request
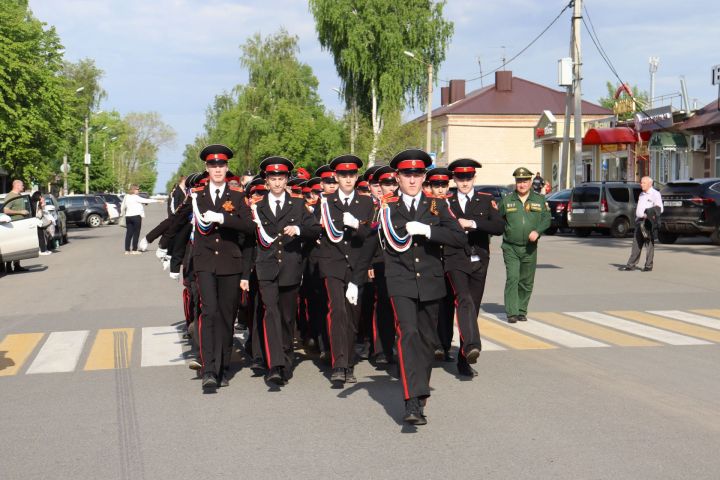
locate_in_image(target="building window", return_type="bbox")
[715,143,720,176]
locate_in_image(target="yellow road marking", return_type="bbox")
[608,311,720,343]
[0,333,45,376]
[84,328,134,370]
[691,309,720,320]
[532,312,659,347]
[478,318,556,350]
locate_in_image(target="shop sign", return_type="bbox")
[613,84,636,115]
[634,106,673,132]
[534,110,558,145]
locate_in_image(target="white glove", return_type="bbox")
[203,211,224,224]
[405,221,431,238]
[155,248,167,259]
[169,271,180,280]
[162,258,171,271]
[138,237,148,252]
[345,282,358,305]
[343,212,359,229]
[35,217,43,227]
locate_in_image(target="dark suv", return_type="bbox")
[658,178,720,244]
[58,195,109,228]
[567,182,642,238]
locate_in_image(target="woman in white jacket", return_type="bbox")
[121,185,156,254]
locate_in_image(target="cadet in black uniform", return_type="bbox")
[444,159,505,377]
[250,157,320,385]
[316,155,375,386]
[192,144,255,392]
[379,150,466,425]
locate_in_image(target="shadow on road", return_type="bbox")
[337,374,409,428]
[0,351,15,372]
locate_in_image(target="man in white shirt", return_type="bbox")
[620,176,663,272]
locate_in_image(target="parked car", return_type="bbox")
[0,194,40,263]
[43,193,68,245]
[95,193,122,213]
[657,178,720,244]
[545,189,572,235]
[57,195,109,228]
[567,181,641,238]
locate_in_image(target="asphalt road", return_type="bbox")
[1,204,719,480]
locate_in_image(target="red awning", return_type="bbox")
[583,127,638,145]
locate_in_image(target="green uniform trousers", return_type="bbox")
[502,242,538,317]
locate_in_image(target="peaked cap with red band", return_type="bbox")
[314,165,337,182]
[287,177,306,193]
[304,177,323,193]
[374,165,397,183]
[363,165,383,184]
[199,144,233,162]
[448,158,482,178]
[425,167,453,184]
[259,156,294,177]
[329,154,363,173]
[247,175,268,194]
[390,149,432,173]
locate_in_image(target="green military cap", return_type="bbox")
[512,167,533,179]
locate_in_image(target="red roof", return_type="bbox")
[679,99,720,130]
[428,73,610,118]
[583,127,638,145]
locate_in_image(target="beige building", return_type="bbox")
[419,71,610,187]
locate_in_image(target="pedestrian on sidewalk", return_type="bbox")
[122,184,155,255]
[30,191,52,256]
[619,176,663,272]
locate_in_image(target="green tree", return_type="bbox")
[309,0,454,165]
[597,81,649,121]
[117,112,175,192]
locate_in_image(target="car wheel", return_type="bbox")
[710,228,720,245]
[657,231,678,244]
[86,213,102,228]
[574,228,591,237]
[610,217,630,238]
[545,227,557,235]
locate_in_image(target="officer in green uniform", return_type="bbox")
[498,167,551,323]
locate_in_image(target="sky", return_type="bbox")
[30,0,720,192]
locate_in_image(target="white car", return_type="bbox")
[0,194,40,263]
[106,203,120,224]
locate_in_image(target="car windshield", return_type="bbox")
[548,190,571,201]
[572,186,600,203]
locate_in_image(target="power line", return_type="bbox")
[465,1,573,84]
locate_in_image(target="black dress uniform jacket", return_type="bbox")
[315,191,375,285]
[443,192,505,273]
[251,193,321,286]
[382,194,466,300]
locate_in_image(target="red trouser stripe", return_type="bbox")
[194,273,205,369]
[262,302,272,368]
[390,297,410,400]
[372,287,378,346]
[324,278,336,367]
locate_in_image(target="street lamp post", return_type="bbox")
[84,115,90,194]
[404,51,433,154]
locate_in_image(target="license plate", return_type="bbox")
[572,208,585,214]
[664,201,682,207]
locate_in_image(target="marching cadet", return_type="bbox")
[191,144,255,392]
[498,167,551,323]
[424,167,456,364]
[315,164,339,196]
[250,157,320,385]
[316,155,375,387]
[444,159,505,377]
[378,149,465,425]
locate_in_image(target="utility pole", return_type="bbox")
[571,0,583,186]
[84,115,90,194]
[426,62,433,154]
[649,57,659,108]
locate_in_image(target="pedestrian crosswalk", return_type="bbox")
[1,309,719,377]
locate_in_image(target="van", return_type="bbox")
[567,182,642,238]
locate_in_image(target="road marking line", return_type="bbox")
[84,328,134,370]
[566,312,710,346]
[485,313,608,348]
[26,330,89,374]
[690,309,720,320]
[608,311,720,343]
[477,316,556,350]
[451,324,506,351]
[531,312,659,347]
[141,326,187,367]
[649,311,720,331]
[0,333,45,376]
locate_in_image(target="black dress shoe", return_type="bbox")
[188,359,202,370]
[433,348,445,361]
[465,347,480,364]
[345,366,357,383]
[618,265,636,271]
[330,367,345,386]
[403,398,427,425]
[443,350,455,362]
[201,373,218,390]
[265,367,284,386]
[457,363,478,377]
[374,353,388,365]
[642,266,653,272]
[219,375,229,387]
[518,314,527,322]
[507,315,518,324]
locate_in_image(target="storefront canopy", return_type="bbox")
[649,132,688,150]
[583,127,638,145]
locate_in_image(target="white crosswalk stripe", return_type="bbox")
[140,326,188,367]
[648,310,720,331]
[483,313,609,348]
[26,330,89,374]
[566,312,711,346]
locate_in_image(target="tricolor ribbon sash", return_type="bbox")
[190,192,214,235]
[379,203,411,252]
[320,195,344,243]
[249,202,277,248]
